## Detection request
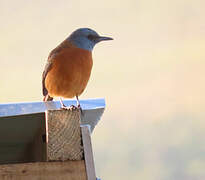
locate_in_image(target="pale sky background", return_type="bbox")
[1,0,205,179]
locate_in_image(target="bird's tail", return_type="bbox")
[43,94,53,101]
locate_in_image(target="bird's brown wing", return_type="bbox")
[42,60,52,97]
[42,40,71,100]
[42,46,60,99]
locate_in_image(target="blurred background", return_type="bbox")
[1,0,205,179]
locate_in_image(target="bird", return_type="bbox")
[42,28,113,110]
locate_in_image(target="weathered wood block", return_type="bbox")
[0,160,86,180]
[45,109,83,161]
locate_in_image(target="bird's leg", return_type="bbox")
[76,95,83,114]
[60,97,78,111]
[76,95,81,108]
[60,97,67,108]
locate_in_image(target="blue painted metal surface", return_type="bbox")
[0,98,105,132]
[0,98,105,117]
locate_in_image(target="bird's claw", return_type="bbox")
[60,105,77,111]
[60,105,83,115]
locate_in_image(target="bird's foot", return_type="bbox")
[60,104,78,111]
[60,104,83,114]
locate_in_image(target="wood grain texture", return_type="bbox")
[46,109,83,161]
[0,160,86,180]
[81,125,96,180]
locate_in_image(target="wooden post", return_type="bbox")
[45,109,83,161]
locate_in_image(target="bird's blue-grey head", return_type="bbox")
[67,28,113,51]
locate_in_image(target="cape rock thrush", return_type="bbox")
[42,28,113,109]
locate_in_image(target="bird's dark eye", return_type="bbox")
[87,34,96,41]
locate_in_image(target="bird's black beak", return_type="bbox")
[96,36,113,42]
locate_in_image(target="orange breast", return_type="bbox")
[45,45,93,98]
